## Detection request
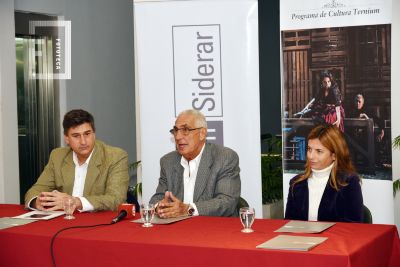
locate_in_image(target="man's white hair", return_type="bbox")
[355,94,364,100]
[178,109,207,129]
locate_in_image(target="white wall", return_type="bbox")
[0,0,137,203]
[13,0,136,159]
[0,0,20,204]
[392,0,400,230]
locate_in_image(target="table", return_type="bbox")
[1,204,399,267]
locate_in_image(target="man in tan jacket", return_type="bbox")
[25,109,129,212]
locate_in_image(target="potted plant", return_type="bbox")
[393,136,400,197]
[261,137,284,219]
[128,161,142,197]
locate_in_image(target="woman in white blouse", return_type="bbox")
[285,124,363,223]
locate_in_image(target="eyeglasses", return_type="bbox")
[169,127,202,136]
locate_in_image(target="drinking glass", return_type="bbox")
[140,204,155,227]
[62,197,76,220]
[239,207,255,233]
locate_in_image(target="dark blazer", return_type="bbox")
[285,171,363,223]
[149,143,241,217]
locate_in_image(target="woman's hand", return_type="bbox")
[333,120,340,128]
[376,129,384,142]
[334,106,341,128]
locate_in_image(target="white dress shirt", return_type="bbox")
[28,149,95,212]
[307,162,334,221]
[180,143,206,216]
[71,150,95,212]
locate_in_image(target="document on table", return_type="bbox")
[274,220,335,233]
[256,235,328,251]
[0,217,38,230]
[12,210,65,220]
[132,214,192,225]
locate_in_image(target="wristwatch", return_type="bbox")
[187,204,195,216]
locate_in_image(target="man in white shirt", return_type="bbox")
[150,109,241,218]
[25,109,129,212]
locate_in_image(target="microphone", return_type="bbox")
[111,204,136,224]
[112,210,127,224]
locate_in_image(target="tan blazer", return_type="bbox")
[25,140,129,212]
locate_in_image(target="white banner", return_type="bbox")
[281,0,394,224]
[281,0,392,30]
[134,0,262,217]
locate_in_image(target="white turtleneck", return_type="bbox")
[308,162,334,221]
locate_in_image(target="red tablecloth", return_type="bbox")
[0,204,399,267]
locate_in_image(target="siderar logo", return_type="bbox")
[206,121,224,146]
[172,24,222,118]
[29,21,71,79]
[173,24,224,145]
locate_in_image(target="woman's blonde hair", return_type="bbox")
[292,124,361,193]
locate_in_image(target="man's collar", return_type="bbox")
[180,143,206,165]
[73,148,95,166]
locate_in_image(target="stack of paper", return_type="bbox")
[0,218,37,230]
[257,235,328,251]
[256,221,335,251]
[274,220,335,233]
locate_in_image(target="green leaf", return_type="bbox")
[128,161,141,172]
[393,135,400,149]
[128,161,142,197]
[262,137,283,155]
[394,180,400,198]
[133,182,142,197]
[261,139,283,204]
[393,135,400,198]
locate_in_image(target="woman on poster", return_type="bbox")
[311,71,345,132]
[284,124,363,223]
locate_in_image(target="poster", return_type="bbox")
[282,24,392,180]
[280,0,394,224]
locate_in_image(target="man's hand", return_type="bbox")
[31,195,46,211]
[157,191,188,218]
[155,191,170,214]
[359,113,369,119]
[36,190,83,212]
